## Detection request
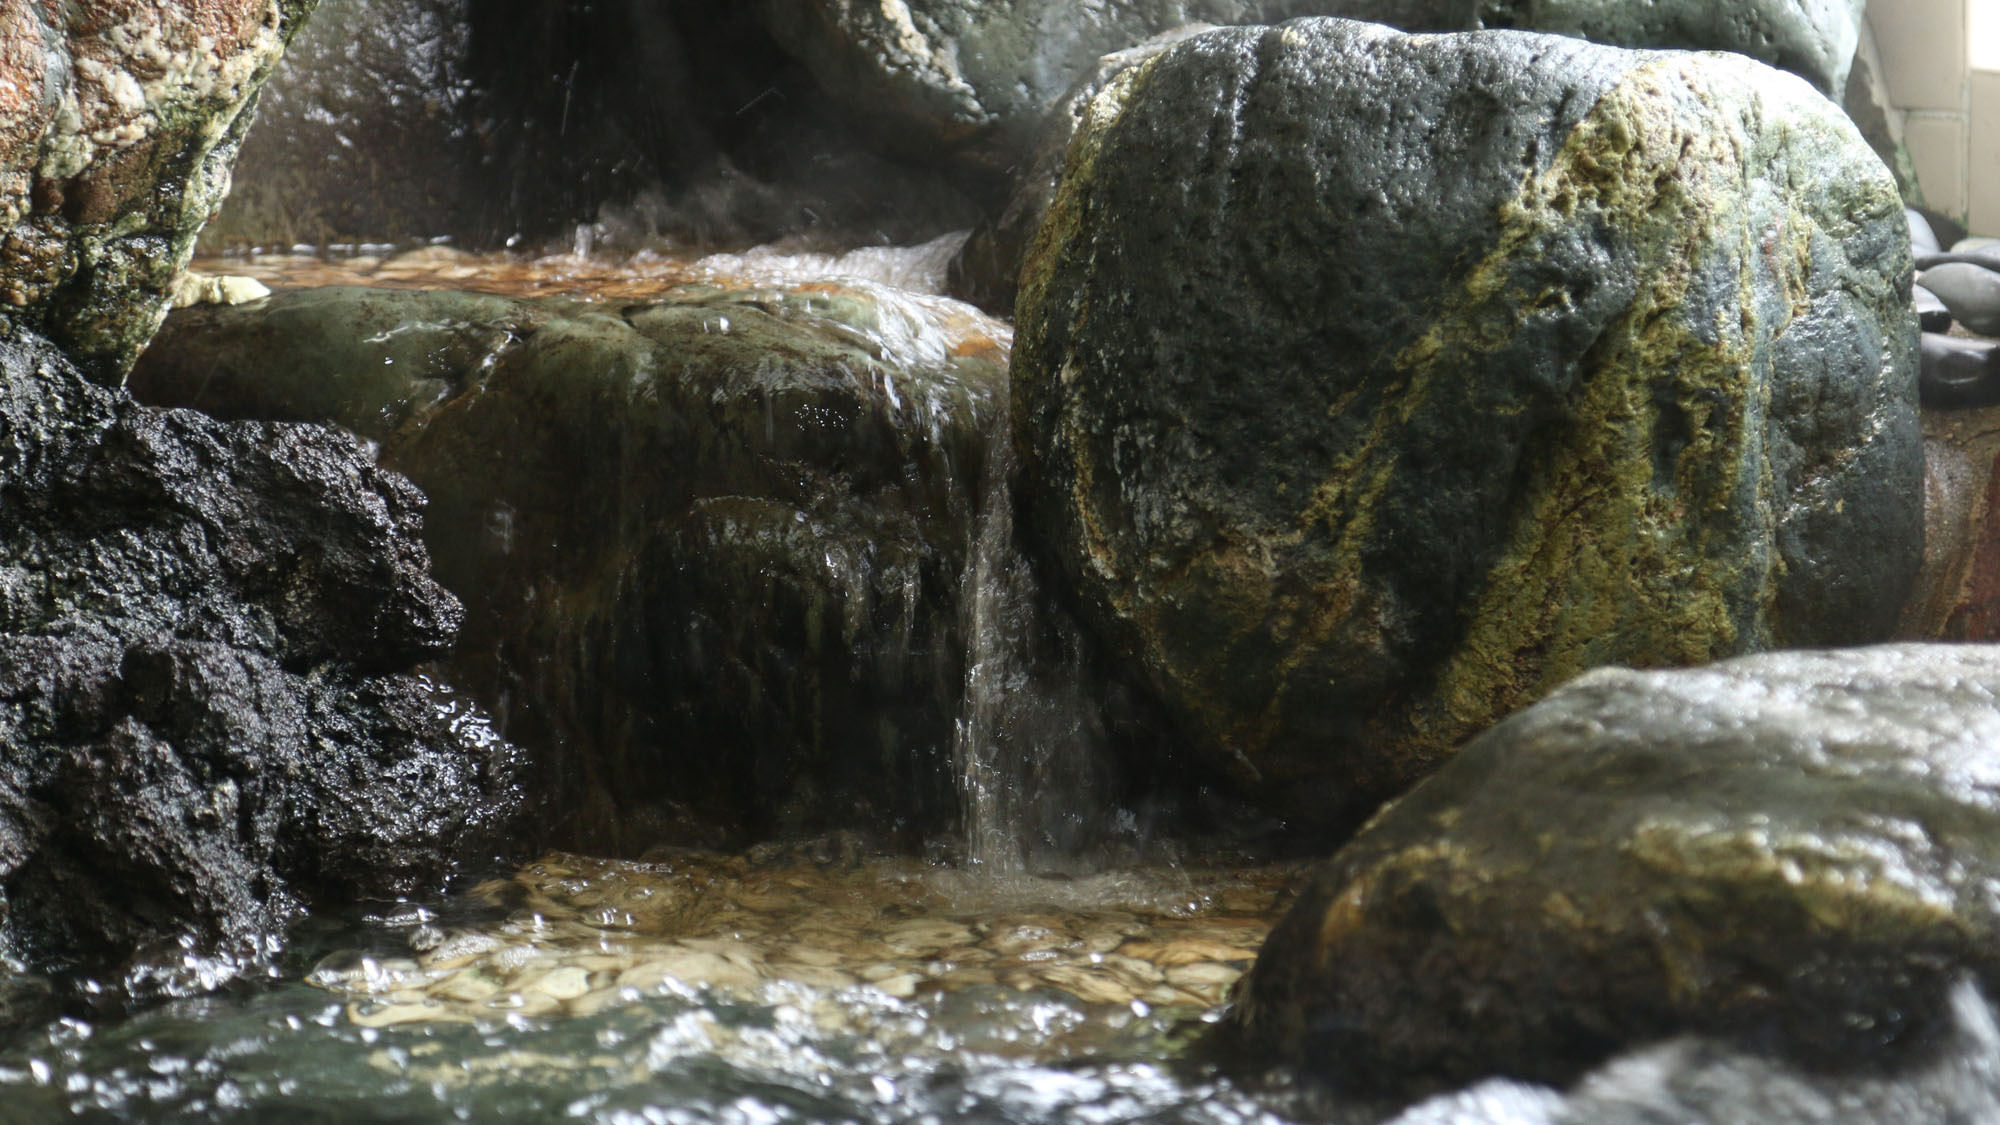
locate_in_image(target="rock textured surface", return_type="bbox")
[0,329,522,997]
[1902,402,2000,641]
[1232,645,2000,1092]
[0,0,318,383]
[755,0,1865,179]
[202,0,983,253]
[133,282,1013,854]
[1012,20,1920,829]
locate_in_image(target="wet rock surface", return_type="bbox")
[0,0,317,383]
[946,27,1210,314]
[202,0,983,254]
[755,0,1865,182]
[0,329,523,998]
[1901,398,2000,640]
[132,275,1019,854]
[1232,644,2000,1093]
[1013,19,1919,831]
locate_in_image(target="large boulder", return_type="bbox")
[1231,644,2000,1093]
[0,0,318,383]
[755,0,1865,182]
[1012,20,1920,831]
[0,330,523,998]
[132,280,1016,855]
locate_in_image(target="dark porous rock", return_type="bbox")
[1919,333,2000,408]
[1013,19,1919,831]
[0,330,523,998]
[754,0,1865,182]
[1232,645,2000,1094]
[133,281,1012,854]
[1915,283,1954,333]
[0,0,318,383]
[1919,263,2000,337]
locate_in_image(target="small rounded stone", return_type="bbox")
[1919,333,2000,408]
[1918,262,2000,337]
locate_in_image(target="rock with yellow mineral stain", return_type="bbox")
[1232,644,2000,1094]
[1012,19,1919,839]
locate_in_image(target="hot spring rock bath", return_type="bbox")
[5,1,1995,1121]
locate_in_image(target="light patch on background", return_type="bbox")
[1974,0,2000,71]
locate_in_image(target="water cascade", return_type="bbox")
[952,413,1108,874]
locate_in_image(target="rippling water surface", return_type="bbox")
[0,854,1323,1123]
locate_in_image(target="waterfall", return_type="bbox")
[951,418,1109,875]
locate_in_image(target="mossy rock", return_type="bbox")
[1231,644,2000,1093]
[1012,19,1919,832]
[133,282,1011,852]
[0,0,318,382]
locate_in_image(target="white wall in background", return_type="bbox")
[1871,0,1999,234]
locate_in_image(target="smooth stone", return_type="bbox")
[1953,237,2000,254]
[1910,208,1942,254]
[1914,284,1955,333]
[1012,18,1920,832]
[1037,966,1139,1006]
[1919,333,2000,408]
[520,965,592,1001]
[1919,262,2000,336]
[1915,248,2000,274]
[1233,644,2000,1093]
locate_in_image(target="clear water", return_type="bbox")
[0,857,1316,1124]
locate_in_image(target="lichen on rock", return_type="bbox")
[1231,644,2000,1094]
[1010,18,1920,834]
[0,0,317,383]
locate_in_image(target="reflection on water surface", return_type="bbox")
[0,854,1317,1123]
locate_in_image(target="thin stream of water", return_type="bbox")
[952,426,1106,875]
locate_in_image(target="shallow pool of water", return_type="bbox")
[0,853,1331,1123]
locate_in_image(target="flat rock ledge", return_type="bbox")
[1230,644,2000,1095]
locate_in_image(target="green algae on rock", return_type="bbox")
[1011,19,1920,835]
[1230,644,2000,1093]
[133,280,1013,854]
[0,0,318,383]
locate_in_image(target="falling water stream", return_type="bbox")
[952,423,1107,875]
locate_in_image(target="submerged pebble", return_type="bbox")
[306,852,1299,1026]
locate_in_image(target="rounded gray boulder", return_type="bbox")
[1012,19,1920,829]
[1233,644,2000,1092]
